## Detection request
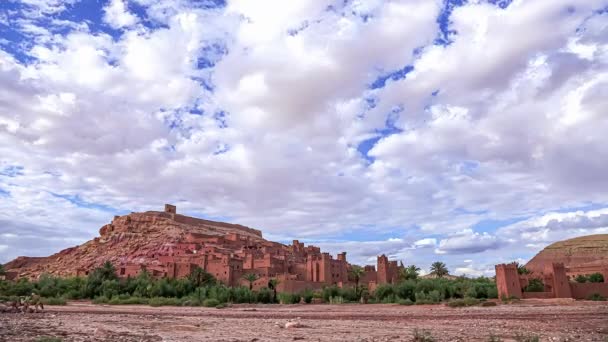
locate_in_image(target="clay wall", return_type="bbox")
[570,283,608,299]
[495,263,522,299]
[549,263,572,298]
[278,279,326,293]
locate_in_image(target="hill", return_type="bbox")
[3,205,264,279]
[525,234,608,273]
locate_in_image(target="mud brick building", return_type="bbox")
[495,262,608,300]
[84,204,404,293]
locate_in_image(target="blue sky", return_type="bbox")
[1,0,608,276]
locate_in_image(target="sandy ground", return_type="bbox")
[1,299,607,342]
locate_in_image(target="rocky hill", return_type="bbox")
[3,207,265,279]
[525,234,608,273]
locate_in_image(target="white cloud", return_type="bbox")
[0,0,607,273]
[436,230,503,255]
[103,0,139,29]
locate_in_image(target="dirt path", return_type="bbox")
[1,300,607,341]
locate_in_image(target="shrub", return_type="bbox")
[203,298,220,307]
[278,293,299,304]
[514,333,540,342]
[255,287,274,304]
[322,285,341,302]
[92,296,109,304]
[481,301,497,307]
[463,297,480,306]
[446,299,466,308]
[588,273,604,283]
[524,279,544,292]
[397,298,414,306]
[42,297,67,306]
[329,296,344,304]
[412,329,436,342]
[374,284,395,301]
[415,291,440,305]
[446,298,480,308]
[381,294,397,304]
[395,280,416,301]
[149,297,182,307]
[35,337,63,342]
[574,275,588,283]
[299,289,313,303]
[587,293,606,301]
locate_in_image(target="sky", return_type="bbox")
[0,0,607,277]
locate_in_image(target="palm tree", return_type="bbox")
[243,273,258,290]
[348,265,365,298]
[430,262,449,278]
[268,278,280,303]
[400,264,420,281]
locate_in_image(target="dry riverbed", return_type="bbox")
[1,299,607,341]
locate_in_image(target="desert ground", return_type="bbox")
[1,300,607,342]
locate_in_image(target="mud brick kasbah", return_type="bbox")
[4,204,403,293]
[495,262,608,300]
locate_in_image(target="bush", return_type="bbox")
[524,279,544,292]
[42,297,67,306]
[322,285,341,302]
[415,291,441,305]
[481,301,497,307]
[35,337,63,342]
[255,287,274,304]
[588,273,604,283]
[395,280,416,301]
[587,293,606,301]
[278,293,299,304]
[412,329,436,342]
[514,333,540,342]
[574,275,588,283]
[299,289,313,304]
[203,298,220,307]
[92,296,109,304]
[446,297,480,308]
[329,296,344,304]
[149,297,182,307]
[397,298,414,306]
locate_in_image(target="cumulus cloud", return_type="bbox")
[436,230,503,255]
[0,0,607,274]
[103,0,139,29]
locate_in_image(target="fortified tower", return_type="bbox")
[495,263,522,299]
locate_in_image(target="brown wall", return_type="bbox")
[570,283,608,299]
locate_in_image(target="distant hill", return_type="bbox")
[525,234,608,273]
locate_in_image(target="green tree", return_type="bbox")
[430,262,449,278]
[348,265,365,298]
[189,267,215,302]
[0,263,5,276]
[516,263,530,275]
[588,273,604,283]
[268,278,280,303]
[242,273,258,290]
[86,261,118,297]
[574,274,588,283]
[400,265,421,281]
[524,278,544,292]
